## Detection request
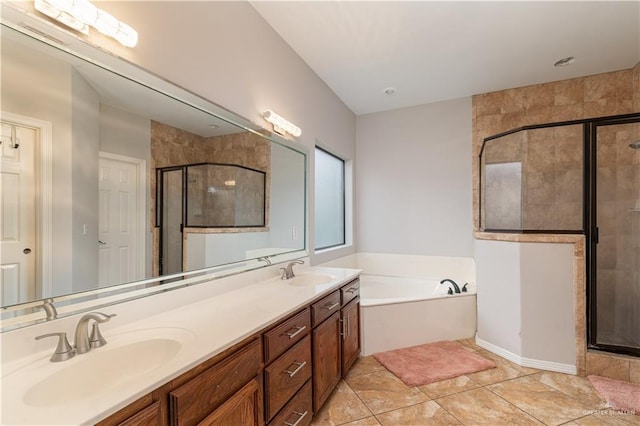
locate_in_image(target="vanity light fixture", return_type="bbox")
[34,0,138,47]
[263,110,302,138]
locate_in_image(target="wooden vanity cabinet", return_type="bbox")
[96,277,360,426]
[262,307,313,424]
[96,394,160,426]
[311,310,341,411]
[311,291,341,411]
[311,279,361,412]
[169,338,263,425]
[197,378,263,425]
[341,297,360,375]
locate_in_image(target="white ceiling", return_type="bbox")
[252,1,640,115]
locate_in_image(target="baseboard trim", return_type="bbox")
[476,336,577,375]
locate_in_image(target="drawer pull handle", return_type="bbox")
[284,410,308,426]
[323,302,339,311]
[340,316,350,339]
[346,287,359,294]
[284,361,306,377]
[283,325,306,339]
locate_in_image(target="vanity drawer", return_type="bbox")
[341,279,360,306]
[265,335,312,421]
[169,338,262,425]
[264,308,311,364]
[267,380,312,426]
[311,290,340,327]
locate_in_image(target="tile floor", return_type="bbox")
[311,339,640,425]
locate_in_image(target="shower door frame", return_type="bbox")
[586,113,640,358]
[156,166,187,277]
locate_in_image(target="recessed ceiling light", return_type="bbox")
[384,87,396,95]
[554,56,575,67]
[209,124,219,129]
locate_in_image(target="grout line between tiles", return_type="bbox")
[482,383,550,425]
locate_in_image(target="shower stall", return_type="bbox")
[590,117,640,354]
[156,163,266,276]
[480,112,640,357]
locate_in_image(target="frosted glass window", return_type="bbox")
[315,147,345,250]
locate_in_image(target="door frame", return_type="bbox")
[1,111,52,299]
[98,152,147,281]
[586,114,640,358]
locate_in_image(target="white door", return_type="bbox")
[0,121,37,305]
[98,155,144,287]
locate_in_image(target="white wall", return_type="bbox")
[356,97,473,257]
[1,29,74,297]
[475,239,576,372]
[71,69,100,292]
[520,243,576,367]
[475,240,522,356]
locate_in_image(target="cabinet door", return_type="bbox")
[312,311,341,411]
[120,402,160,426]
[170,339,262,425]
[341,298,360,376]
[198,378,263,426]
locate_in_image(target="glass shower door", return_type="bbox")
[160,169,184,276]
[594,119,640,352]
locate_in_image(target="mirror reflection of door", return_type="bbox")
[98,153,146,287]
[160,168,184,276]
[0,120,37,306]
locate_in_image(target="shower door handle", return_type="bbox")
[593,227,599,244]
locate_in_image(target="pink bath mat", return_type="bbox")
[588,375,640,415]
[373,340,496,386]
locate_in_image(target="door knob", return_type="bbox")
[23,248,31,254]
[98,240,107,245]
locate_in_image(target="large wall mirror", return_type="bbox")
[0,22,307,330]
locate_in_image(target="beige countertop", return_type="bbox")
[1,266,361,425]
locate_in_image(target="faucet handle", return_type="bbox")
[35,332,75,362]
[88,313,116,349]
[280,267,288,280]
[89,322,107,349]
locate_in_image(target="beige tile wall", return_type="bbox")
[473,63,640,378]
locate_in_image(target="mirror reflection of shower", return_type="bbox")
[157,163,266,277]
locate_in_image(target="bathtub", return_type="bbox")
[359,274,477,355]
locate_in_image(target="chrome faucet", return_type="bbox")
[36,298,58,320]
[280,260,304,280]
[35,311,116,362]
[74,312,115,354]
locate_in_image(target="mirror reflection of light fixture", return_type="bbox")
[34,0,138,47]
[263,109,302,137]
[224,180,236,187]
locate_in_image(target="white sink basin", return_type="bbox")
[4,327,195,408]
[286,274,334,287]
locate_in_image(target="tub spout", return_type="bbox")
[440,279,461,294]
